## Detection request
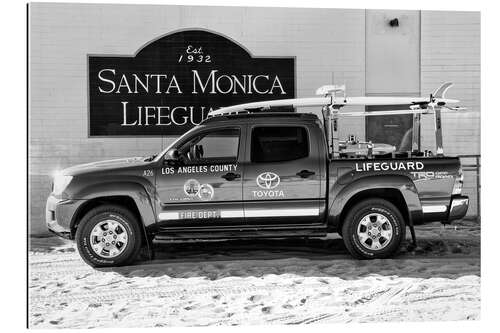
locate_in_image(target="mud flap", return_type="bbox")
[138,222,154,261]
[407,224,418,250]
[406,209,418,251]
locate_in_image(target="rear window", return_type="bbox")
[251,126,309,163]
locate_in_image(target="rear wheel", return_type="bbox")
[342,199,405,259]
[76,205,142,267]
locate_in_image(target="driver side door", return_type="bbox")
[155,126,245,229]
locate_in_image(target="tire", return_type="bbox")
[341,198,405,259]
[76,205,143,267]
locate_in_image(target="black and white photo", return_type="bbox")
[27,2,481,329]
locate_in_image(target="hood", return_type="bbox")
[61,157,149,176]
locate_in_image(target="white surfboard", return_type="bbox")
[207,82,461,117]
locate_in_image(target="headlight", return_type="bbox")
[52,174,73,195]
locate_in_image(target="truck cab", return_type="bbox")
[154,113,327,231]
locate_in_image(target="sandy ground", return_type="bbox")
[29,221,480,328]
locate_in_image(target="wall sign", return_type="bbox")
[88,29,295,136]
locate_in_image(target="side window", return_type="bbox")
[180,128,240,164]
[251,126,309,163]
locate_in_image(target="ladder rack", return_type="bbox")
[207,82,465,158]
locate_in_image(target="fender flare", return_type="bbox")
[328,175,423,228]
[71,181,157,229]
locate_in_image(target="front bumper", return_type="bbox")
[448,195,469,222]
[45,195,85,239]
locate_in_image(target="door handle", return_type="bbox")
[221,172,241,181]
[296,170,315,178]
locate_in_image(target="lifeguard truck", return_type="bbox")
[46,82,469,267]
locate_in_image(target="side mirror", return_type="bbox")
[164,149,180,165]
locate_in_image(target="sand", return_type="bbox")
[29,221,480,328]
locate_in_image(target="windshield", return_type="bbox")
[152,125,207,162]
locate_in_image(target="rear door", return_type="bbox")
[242,124,322,225]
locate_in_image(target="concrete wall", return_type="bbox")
[29,3,480,235]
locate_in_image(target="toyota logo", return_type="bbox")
[256,172,280,189]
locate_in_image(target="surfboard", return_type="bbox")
[207,82,461,117]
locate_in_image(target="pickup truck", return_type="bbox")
[46,110,469,267]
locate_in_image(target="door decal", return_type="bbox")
[182,179,215,201]
[256,172,280,189]
[184,179,200,197]
[253,172,284,198]
[198,184,215,201]
[245,208,319,218]
[158,209,244,221]
[157,208,318,221]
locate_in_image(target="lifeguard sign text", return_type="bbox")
[88,30,295,136]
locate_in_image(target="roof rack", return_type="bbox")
[207,82,466,158]
[202,112,316,123]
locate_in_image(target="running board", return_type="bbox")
[152,228,327,243]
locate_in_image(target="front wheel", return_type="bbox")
[341,199,405,259]
[76,205,142,267]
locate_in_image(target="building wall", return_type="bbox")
[29,3,480,235]
[420,11,481,217]
[365,9,421,96]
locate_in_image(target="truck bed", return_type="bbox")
[326,156,462,227]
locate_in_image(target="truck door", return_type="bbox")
[155,126,245,228]
[242,124,322,225]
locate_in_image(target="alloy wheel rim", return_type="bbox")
[90,219,128,258]
[356,213,393,251]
